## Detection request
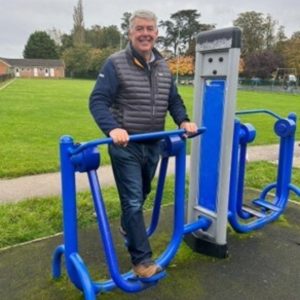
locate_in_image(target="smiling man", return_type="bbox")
[89,9,197,278]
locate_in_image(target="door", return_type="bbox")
[15,68,20,77]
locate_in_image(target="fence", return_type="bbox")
[238,78,299,94]
[0,73,15,83]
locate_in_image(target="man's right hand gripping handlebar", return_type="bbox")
[109,128,130,147]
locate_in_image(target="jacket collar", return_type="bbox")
[125,43,163,69]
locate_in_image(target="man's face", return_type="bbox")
[129,17,158,58]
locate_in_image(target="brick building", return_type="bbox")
[0,58,65,78]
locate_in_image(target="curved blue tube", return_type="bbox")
[88,170,148,293]
[184,217,212,234]
[235,109,281,120]
[228,114,297,233]
[156,138,186,267]
[147,157,169,237]
[69,253,96,300]
[52,244,65,278]
[289,184,300,197]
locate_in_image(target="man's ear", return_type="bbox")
[128,30,132,41]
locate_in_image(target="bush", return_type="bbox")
[0,73,14,83]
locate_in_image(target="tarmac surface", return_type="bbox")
[0,143,299,204]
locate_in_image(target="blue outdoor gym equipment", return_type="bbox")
[51,128,208,299]
[52,27,299,299]
[228,110,300,232]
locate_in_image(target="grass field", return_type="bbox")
[1,78,299,178]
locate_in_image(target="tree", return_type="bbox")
[23,31,59,59]
[86,25,121,49]
[281,33,300,76]
[159,10,214,56]
[233,11,266,57]
[63,44,92,77]
[88,47,117,76]
[63,44,117,78]
[291,31,300,39]
[264,14,277,49]
[167,56,194,76]
[47,28,63,46]
[273,25,287,56]
[159,19,178,54]
[72,0,85,46]
[59,33,73,54]
[120,12,131,45]
[243,50,284,79]
[276,25,287,42]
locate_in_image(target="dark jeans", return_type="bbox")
[108,141,161,265]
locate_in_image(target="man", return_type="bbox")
[89,9,197,278]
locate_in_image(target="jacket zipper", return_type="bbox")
[147,65,156,128]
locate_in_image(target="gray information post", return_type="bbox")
[185,27,241,257]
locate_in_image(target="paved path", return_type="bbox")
[0,143,299,204]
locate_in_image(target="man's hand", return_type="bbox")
[109,128,129,146]
[180,121,198,137]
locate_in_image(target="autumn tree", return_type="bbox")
[167,56,194,77]
[281,33,300,76]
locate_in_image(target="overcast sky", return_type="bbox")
[1,0,299,58]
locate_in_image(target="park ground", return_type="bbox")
[0,79,299,299]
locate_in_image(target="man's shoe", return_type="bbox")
[133,261,163,278]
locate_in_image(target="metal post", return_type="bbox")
[59,135,81,287]
[185,27,241,257]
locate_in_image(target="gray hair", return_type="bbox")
[129,10,158,30]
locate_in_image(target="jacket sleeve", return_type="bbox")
[89,59,120,136]
[168,79,190,126]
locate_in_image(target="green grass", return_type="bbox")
[0,175,176,248]
[1,79,299,178]
[0,163,299,249]
[235,90,300,145]
[246,161,300,190]
[0,79,100,178]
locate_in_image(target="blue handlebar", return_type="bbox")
[235,109,282,120]
[71,128,206,155]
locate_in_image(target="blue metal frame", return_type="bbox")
[52,128,211,299]
[228,110,300,233]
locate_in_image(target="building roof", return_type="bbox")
[0,58,64,68]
